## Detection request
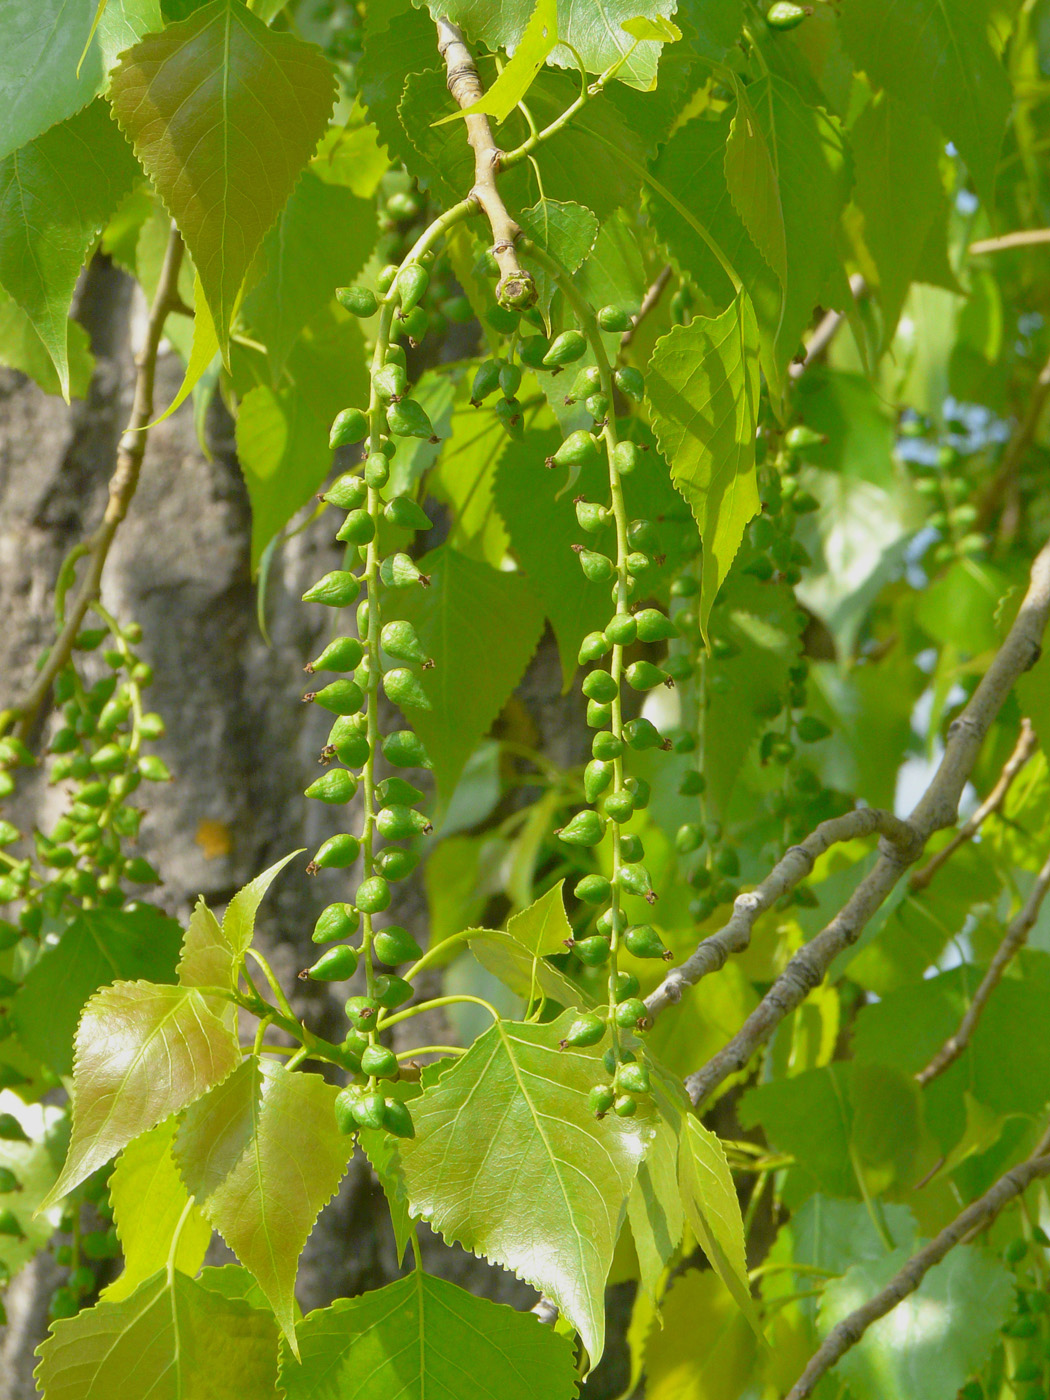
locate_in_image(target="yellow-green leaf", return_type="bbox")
[435,0,557,126]
[177,852,300,995]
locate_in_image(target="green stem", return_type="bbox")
[402,927,475,983]
[244,947,296,1022]
[395,1043,465,1059]
[375,993,500,1033]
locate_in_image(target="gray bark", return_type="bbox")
[0,260,632,1395]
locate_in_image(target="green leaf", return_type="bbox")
[740,1064,855,1204]
[234,308,369,568]
[358,1123,416,1265]
[0,100,140,400]
[420,0,679,90]
[818,1244,1014,1400]
[108,0,336,361]
[0,1096,66,1283]
[382,545,546,808]
[840,0,1012,205]
[241,169,377,381]
[0,0,161,163]
[147,269,219,427]
[644,1269,758,1400]
[469,882,591,1007]
[103,1118,212,1303]
[0,285,94,398]
[626,1069,685,1302]
[646,292,761,641]
[678,1113,763,1338]
[174,1056,353,1353]
[850,93,951,350]
[178,853,299,996]
[13,905,184,1078]
[725,88,787,289]
[517,199,599,329]
[399,1011,653,1364]
[494,426,610,688]
[40,981,241,1208]
[279,1271,580,1400]
[622,15,681,42]
[434,0,558,126]
[35,1268,280,1400]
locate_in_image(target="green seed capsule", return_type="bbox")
[575,501,609,533]
[542,330,587,368]
[624,924,669,959]
[373,973,412,1008]
[383,731,432,768]
[784,422,826,449]
[361,1043,399,1080]
[584,759,613,803]
[592,731,623,760]
[614,997,649,1029]
[398,305,429,343]
[334,1088,359,1134]
[625,661,668,692]
[307,636,364,674]
[374,362,408,405]
[620,834,644,862]
[605,612,637,646]
[574,935,612,967]
[356,876,391,913]
[336,285,378,317]
[375,777,424,806]
[589,1084,616,1117]
[306,945,359,982]
[396,262,429,311]
[617,1061,651,1096]
[377,804,432,839]
[305,769,358,804]
[582,670,618,703]
[379,553,425,588]
[310,679,365,715]
[548,430,600,470]
[560,1014,607,1048]
[578,550,614,583]
[313,903,360,944]
[471,359,503,404]
[498,362,521,398]
[566,365,602,403]
[125,858,161,884]
[375,848,419,881]
[584,392,610,421]
[495,397,524,439]
[613,1093,637,1117]
[766,1,809,30]
[557,809,606,848]
[380,620,429,665]
[797,716,831,742]
[383,1099,416,1138]
[329,407,369,449]
[90,744,125,773]
[383,667,431,711]
[517,336,549,370]
[387,398,437,441]
[619,863,655,900]
[374,925,423,964]
[614,366,644,399]
[344,995,379,1030]
[328,715,370,767]
[0,1166,18,1193]
[0,1114,29,1143]
[384,497,433,532]
[623,718,665,752]
[626,551,652,577]
[603,791,634,823]
[586,700,612,728]
[353,1089,387,1129]
[486,304,519,334]
[597,305,633,333]
[336,509,375,547]
[679,769,706,796]
[625,776,651,810]
[364,454,390,489]
[676,822,704,854]
[310,834,361,871]
[615,971,640,1002]
[578,631,611,664]
[575,873,612,905]
[303,571,361,608]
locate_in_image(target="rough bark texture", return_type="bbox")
[0,260,633,1396]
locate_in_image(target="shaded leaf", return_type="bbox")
[645,1269,758,1400]
[41,981,241,1207]
[627,1068,685,1302]
[0,286,94,399]
[646,292,761,640]
[35,1268,280,1400]
[518,199,599,327]
[279,1271,579,1400]
[725,89,786,288]
[108,0,336,359]
[104,1118,212,1303]
[399,1011,652,1363]
[0,100,139,399]
[174,1057,353,1352]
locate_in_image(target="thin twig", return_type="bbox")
[916,849,1050,1085]
[970,228,1050,255]
[11,225,186,745]
[435,18,535,308]
[909,717,1038,893]
[620,264,671,348]
[644,808,914,1021]
[684,538,1050,1107]
[788,274,866,380]
[785,1131,1050,1399]
[977,350,1050,533]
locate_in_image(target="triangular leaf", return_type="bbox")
[725,87,787,289]
[646,292,761,641]
[108,0,336,360]
[399,1011,652,1364]
[469,882,590,1006]
[40,981,241,1208]
[35,1268,280,1399]
[518,198,599,329]
[279,1272,580,1400]
[103,1118,212,1303]
[147,271,219,427]
[178,852,300,994]
[627,1065,685,1303]
[0,100,140,400]
[174,1057,353,1353]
